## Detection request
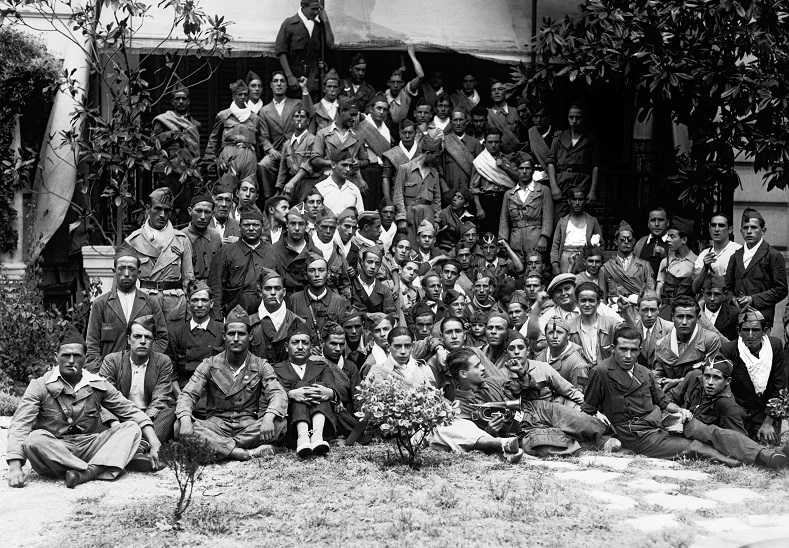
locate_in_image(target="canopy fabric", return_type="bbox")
[117,0,580,63]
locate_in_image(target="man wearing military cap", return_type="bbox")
[186,194,222,282]
[340,53,376,112]
[601,220,655,298]
[245,70,265,115]
[7,324,161,488]
[167,281,223,412]
[124,188,194,329]
[176,305,288,461]
[353,210,383,249]
[211,173,241,244]
[276,107,318,202]
[152,83,201,225]
[275,0,335,96]
[339,307,368,370]
[720,306,788,443]
[382,119,421,200]
[85,246,168,372]
[204,80,265,183]
[208,206,271,319]
[393,138,442,246]
[309,206,352,295]
[312,96,370,195]
[470,127,519,236]
[258,71,313,199]
[262,204,320,294]
[700,274,739,342]
[724,207,788,328]
[385,46,425,126]
[357,93,395,209]
[249,269,305,364]
[100,316,177,458]
[311,68,341,133]
[289,253,350,345]
[350,244,396,315]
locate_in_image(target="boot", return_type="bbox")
[296,432,312,458]
[756,449,788,470]
[311,432,330,456]
[65,465,105,488]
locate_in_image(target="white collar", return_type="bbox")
[297,8,319,30]
[307,288,328,301]
[190,317,210,331]
[290,131,307,146]
[670,325,699,356]
[358,276,376,295]
[321,97,338,110]
[493,104,509,114]
[130,358,149,370]
[46,365,103,392]
[386,89,402,105]
[648,233,669,244]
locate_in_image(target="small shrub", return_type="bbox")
[0,391,20,416]
[159,435,216,523]
[355,376,457,469]
[767,388,789,419]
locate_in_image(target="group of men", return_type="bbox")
[6,0,789,488]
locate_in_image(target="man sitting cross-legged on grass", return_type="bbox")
[428,347,525,464]
[7,324,161,488]
[582,326,788,469]
[272,320,338,458]
[176,305,288,461]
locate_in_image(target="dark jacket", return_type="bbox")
[350,277,396,315]
[249,309,305,364]
[85,288,169,372]
[261,237,319,295]
[166,318,224,385]
[720,337,787,435]
[711,302,740,343]
[663,369,747,435]
[288,289,349,345]
[208,239,270,319]
[724,241,788,326]
[99,350,174,420]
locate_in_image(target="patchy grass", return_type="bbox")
[21,428,789,548]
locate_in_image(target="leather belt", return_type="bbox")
[139,280,181,291]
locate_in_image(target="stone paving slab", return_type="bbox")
[693,517,750,534]
[703,487,760,504]
[642,492,717,511]
[645,469,711,481]
[690,527,789,548]
[554,470,622,484]
[624,513,681,532]
[520,459,579,470]
[740,514,789,527]
[588,490,638,510]
[576,455,633,470]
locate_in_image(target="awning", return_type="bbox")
[120,0,582,64]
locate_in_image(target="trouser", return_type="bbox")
[24,422,142,479]
[559,246,584,274]
[520,400,609,446]
[103,406,176,443]
[258,153,280,199]
[682,418,762,465]
[193,415,286,459]
[477,193,504,238]
[430,418,495,452]
[283,398,336,448]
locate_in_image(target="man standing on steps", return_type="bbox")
[582,326,788,469]
[176,306,288,461]
[7,325,161,488]
[124,187,194,330]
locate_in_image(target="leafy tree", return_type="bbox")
[519,0,789,211]
[2,0,233,246]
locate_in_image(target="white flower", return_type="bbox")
[590,234,601,246]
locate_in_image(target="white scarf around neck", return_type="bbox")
[669,324,698,357]
[737,335,772,395]
[259,300,287,332]
[230,101,252,123]
[742,239,764,269]
[312,231,335,261]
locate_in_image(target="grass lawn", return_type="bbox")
[40,440,789,548]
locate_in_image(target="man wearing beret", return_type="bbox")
[167,281,224,408]
[312,96,370,195]
[249,269,305,364]
[258,72,313,199]
[186,194,222,282]
[100,316,177,458]
[7,325,161,488]
[262,205,320,294]
[85,247,168,372]
[724,208,788,328]
[393,138,443,245]
[176,306,288,461]
[204,80,265,183]
[208,206,270,319]
[275,0,335,97]
[124,187,194,328]
[340,53,376,112]
[720,307,787,443]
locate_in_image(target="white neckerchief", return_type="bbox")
[371,343,388,364]
[312,231,335,261]
[464,90,480,106]
[297,8,317,36]
[358,276,376,296]
[247,99,263,115]
[737,336,772,395]
[353,232,378,249]
[742,239,764,269]
[669,324,698,357]
[190,317,210,331]
[432,116,450,131]
[321,98,338,120]
[399,141,418,160]
[230,101,251,123]
[380,222,397,252]
[333,231,352,257]
[259,300,287,332]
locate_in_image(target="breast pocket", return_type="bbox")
[101,323,123,343]
[403,179,419,200]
